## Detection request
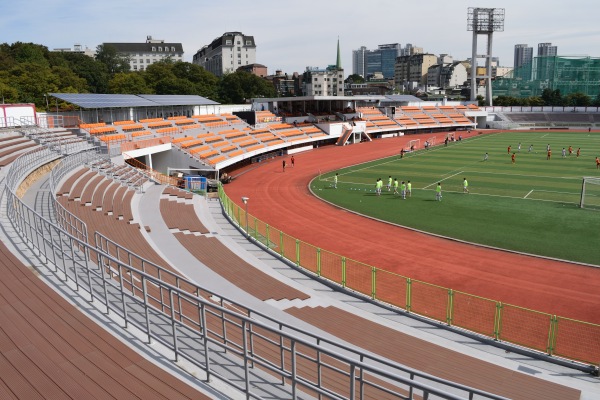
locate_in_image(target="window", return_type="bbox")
[226,40,232,45]
[140,59,144,63]
[152,47,156,51]
[246,40,252,45]
[237,40,240,44]
[147,59,150,63]
[158,47,162,51]
[237,47,241,51]
[238,53,241,58]
[171,46,175,51]
[133,65,138,70]
[238,60,241,64]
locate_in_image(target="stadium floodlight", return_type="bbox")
[467,8,505,32]
[467,7,505,106]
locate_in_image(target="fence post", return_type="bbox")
[295,239,300,266]
[494,302,503,340]
[446,289,454,325]
[371,267,376,299]
[266,224,270,248]
[316,248,321,276]
[547,315,558,356]
[406,278,412,312]
[279,231,284,257]
[341,257,346,287]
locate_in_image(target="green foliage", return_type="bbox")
[217,71,275,104]
[0,40,281,107]
[109,72,152,94]
[49,52,109,93]
[94,44,130,75]
[345,74,365,84]
[497,89,596,107]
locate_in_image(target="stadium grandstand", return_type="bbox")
[0,99,598,399]
[483,105,600,130]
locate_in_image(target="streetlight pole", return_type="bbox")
[241,197,249,238]
[44,94,49,111]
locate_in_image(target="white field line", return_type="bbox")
[462,170,583,181]
[524,189,533,199]
[419,189,579,205]
[422,170,463,189]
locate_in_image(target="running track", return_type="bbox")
[224,132,600,324]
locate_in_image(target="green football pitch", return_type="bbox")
[310,130,600,265]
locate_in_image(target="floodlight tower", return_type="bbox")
[467,7,504,106]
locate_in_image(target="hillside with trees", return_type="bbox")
[0,42,275,111]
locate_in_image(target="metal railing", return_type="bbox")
[1,135,510,399]
[220,186,600,370]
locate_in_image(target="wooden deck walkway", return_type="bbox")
[287,306,581,400]
[0,240,210,399]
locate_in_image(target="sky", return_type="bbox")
[2,0,599,75]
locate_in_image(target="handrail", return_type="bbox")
[0,132,510,399]
[123,154,178,186]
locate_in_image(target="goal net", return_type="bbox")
[579,177,600,210]
[425,136,435,148]
[446,132,456,142]
[406,139,420,151]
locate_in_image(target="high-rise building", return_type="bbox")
[352,46,367,77]
[352,43,401,80]
[514,44,533,80]
[394,53,438,90]
[102,36,184,72]
[192,32,256,77]
[538,42,557,57]
[377,44,402,80]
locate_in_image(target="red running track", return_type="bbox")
[224,132,600,324]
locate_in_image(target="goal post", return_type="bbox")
[406,139,420,151]
[579,177,600,210]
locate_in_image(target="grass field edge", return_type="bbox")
[308,174,600,270]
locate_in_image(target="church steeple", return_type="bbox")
[336,37,342,70]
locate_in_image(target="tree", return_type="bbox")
[109,72,152,94]
[345,74,365,84]
[11,42,49,67]
[564,92,591,107]
[541,88,563,106]
[217,71,275,104]
[95,44,130,76]
[49,51,110,93]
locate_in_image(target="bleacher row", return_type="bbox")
[503,112,600,124]
[171,121,327,166]
[79,111,327,166]
[0,134,40,167]
[358,105,477,133]
[80,113,247,140]
[0,128,93,167]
